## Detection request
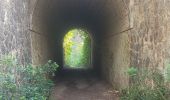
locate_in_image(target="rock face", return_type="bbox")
[0,0,31,64]
[0,0,170,90]
[130,0,168,70]
[101,0,170,89]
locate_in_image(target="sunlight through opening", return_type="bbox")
[63,29,91,69]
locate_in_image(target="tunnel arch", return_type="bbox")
[30,0,117,66]
[30,0,132,89]
[60,26,95,48]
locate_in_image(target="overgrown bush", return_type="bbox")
[0,54,59,100]
[120,67,170,100]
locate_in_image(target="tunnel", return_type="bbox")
[31,0,119,67]
[30,0,131,99]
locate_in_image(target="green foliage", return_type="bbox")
[63,29,91,68]
[165,64,170,82]
[0,54,59,100]
[121,67,170,100]
[127,67,137,77]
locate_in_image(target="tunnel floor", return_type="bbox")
[49,69,119,100]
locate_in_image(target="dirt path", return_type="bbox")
[49,69,119,100]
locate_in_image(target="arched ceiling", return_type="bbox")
[32,0,128,40]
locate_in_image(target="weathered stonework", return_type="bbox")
[100,0,131,90]
[100,0,170,90]
[0,0,31,64]
[129,0,170,70]
[0,0,170,90]
[101,32,130,89]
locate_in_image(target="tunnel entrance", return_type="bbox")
[30,0,131,99]
[63,29,92,69]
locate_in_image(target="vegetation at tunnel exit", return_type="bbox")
[63,29,91,69]
[0,54,59,100]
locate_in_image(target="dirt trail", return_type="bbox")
[49,69,119,100]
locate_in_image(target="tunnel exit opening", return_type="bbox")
[31,0,130,93]
[63,29,92,69]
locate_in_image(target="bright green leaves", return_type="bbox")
[63,29,91,69]
[0,54,59,100]
[127,67,137,77]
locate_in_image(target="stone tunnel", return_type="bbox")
[0,0,170,99]
[30,0,132,89]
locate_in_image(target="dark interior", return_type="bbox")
[32,0,120,77]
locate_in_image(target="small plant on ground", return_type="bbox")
[120,67,170,100]
[0,54,59,100]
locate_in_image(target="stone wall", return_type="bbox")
[100,0,170,90]
[30,0,57,65]
[100,0,131,90]
[0,0,31,64]
[1,0,170,90]
[101,32,130,89]
[130,0,170,70]
[166,0,170,65]
[30,15,54,65]
[30,31,53,65]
